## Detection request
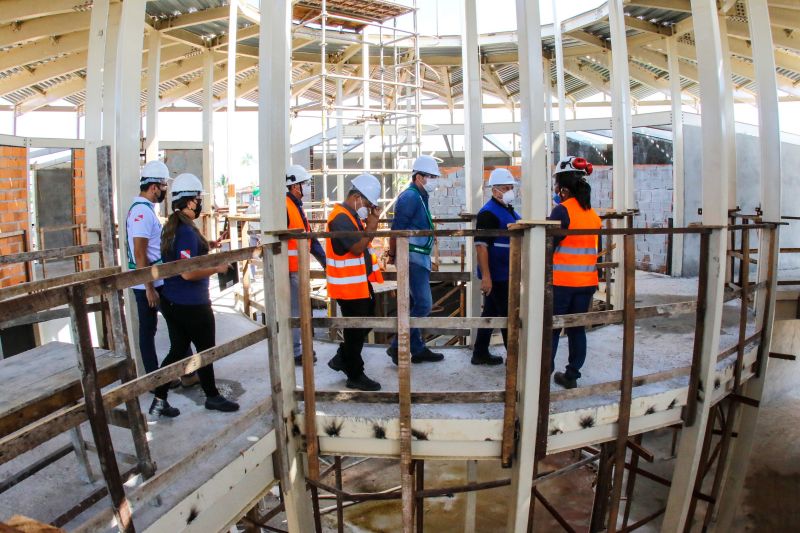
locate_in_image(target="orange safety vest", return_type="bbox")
[286,195,310,273]
[325,204,371,300]
[367,248,384,284]
[553,197,601,287]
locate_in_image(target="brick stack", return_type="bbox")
[0,145,29,287]
[72,149,89,270]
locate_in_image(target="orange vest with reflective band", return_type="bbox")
[553,197,601,287]
[286,195,310,273]
[325,204,370,300]
[367,248,384,284]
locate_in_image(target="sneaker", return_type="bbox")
[471,352,504,365]
[205,395,240,412]
[181,372,200,388]
[149,397,180,417]
[346,373,381,391]
[412,348,444,363]
[554,371,578,390]
[327,351,345,372]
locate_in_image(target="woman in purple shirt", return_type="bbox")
[148,173,239,417]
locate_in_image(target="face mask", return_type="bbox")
[156,188,167,203]
[192,199,202,218]
[502,189,515,205]
[301,183,310,198]
[423,180,436,193]
[552,192,561,205]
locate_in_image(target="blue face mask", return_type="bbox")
[553,193,561,205]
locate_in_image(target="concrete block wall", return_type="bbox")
[0,146,29,287]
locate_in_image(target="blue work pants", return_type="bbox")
[391,262,432,355]
[551,285,596,380]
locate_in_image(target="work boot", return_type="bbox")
[168,379,181,389]
[205,395,240,412]
[149,397,180,418]
[412,347,444,363]
[346,372,381,391]
[554,371,578,390]
[181,371,200,388]
[471,352,504,365]
[327,350,345,372]
[295,351,318,366]
[387,345,398,365]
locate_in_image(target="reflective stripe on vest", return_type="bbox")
[552,197,601,287]
[286,195,310,272]
[368,247,384,283]
[325,203,371,300]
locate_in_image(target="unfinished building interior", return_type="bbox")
[1,0,800,531]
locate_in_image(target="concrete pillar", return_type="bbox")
[257,1,315,530]
[551,0,567,159]
[661,0,731,530]
[462,0,483,329]
[714,0,782,528]
[718,14,738,212]
[202,50,215,232]
[608,0,635,311]
[667,36,685,277]
[507,0,547,530]
[144,29,161,163]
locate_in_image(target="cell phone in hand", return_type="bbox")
[217,262,239,291]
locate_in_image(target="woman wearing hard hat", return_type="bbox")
[149,173,240,417]
[472,168,522,365]
[549,157,602,390]
[324,173,384,391]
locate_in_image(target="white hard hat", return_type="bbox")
[351,173,381,206]
[411,154,441,177]
[487,168,516,187]
[171,173,204,200]
[285,164,312,186]
[554,156,593,176]
[140,160,169,185]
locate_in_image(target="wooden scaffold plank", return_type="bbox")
[395,238,414,533]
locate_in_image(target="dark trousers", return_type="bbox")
[552,285,596,380]
[155,296,220,400]
[473,280,510,355]
[337,295,375,378]
[133,287,161,374]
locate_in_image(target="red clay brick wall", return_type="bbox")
[0,146,30,287]
[72,149,89,270]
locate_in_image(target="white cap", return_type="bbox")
[411,154,441,177]
[554,156,593,176]
[285,164,312,186]
[140,160,169,185]
[487,168,516,186]
[351,173,381,206]
[171,173,204,200]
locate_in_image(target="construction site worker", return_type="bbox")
[386,155,444,365]
[472,168,521,365]
[126,160,178,381]
[285,164,326,365]
[325,173,383,391]
[549,157,601,390]
[149,173,240,417]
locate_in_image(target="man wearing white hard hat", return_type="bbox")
[285,164,326,365]
[472,168,521,365]
[324,173,383,391]
[126,160,175,377]
[385,155,444,365]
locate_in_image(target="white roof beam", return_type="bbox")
[767,7,800,32]
[0,0,117,25]
[0,29,88,72]
[16,75,84,114]
[566,30,610,50]
[161,28,209,48]
[623,15,674,36]
[623,0,692,12]
[0,50,87,97]
[152,6,229,31]
[562,57,612,96]
[160,57,257,108]
[0,11,91,49]
[727,19,800,52]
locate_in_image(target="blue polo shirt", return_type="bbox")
[162,223,210,305]
[392,184,433,270]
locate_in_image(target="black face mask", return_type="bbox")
[156,188,167,203]
[192,199,202,218]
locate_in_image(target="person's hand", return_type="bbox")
[365,208,380,231]
[382,250,395,266]
[431,260,440,272]
[209,239,222,249]
[481,276,492,296]
[145,286,160,308]
[216,263,231,274]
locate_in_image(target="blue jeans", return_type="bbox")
[551,285,596,380]
[133,287,161,374]
[391,263,432,355]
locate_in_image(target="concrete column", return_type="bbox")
[608,0,635,311]
[718,14,738,212]
[362,35,370,173]
[144,29,161,163]
[336,77,345,202]
[714,0,782,528]
[257,1,315,530]
[226,0,238,199]
[544,58,553,178]
[101,3,121,173]
[661,0,731,530]
[202,50,215,231]
[462,0,483,327]
[667,36,685,276]
[551,0,567,159]
[507,0,547,530]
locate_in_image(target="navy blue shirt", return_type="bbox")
[548,204,571,247]
[162,223,210,305]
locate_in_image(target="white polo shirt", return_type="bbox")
[126,196,163,290]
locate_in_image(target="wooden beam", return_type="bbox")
[0,30,89,72]
[0,0,114,25]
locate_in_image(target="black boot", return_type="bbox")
[149,397,180,417]
[387,345,398,365]
[328,349,345,372]
[554,371,578,390]
[346,372,381,391]
[205,395,240,412]
[412,347,444,363]
[471,352,504,365]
